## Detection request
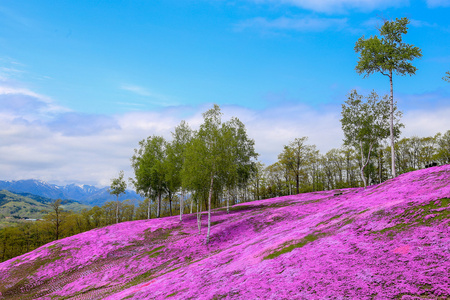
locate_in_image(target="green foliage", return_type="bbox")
[341,90,399,148]
[355,17,422,79]
[109,170,127,199]
[340,90,402,186]
[131,135,167,218]
[278,137,316,194]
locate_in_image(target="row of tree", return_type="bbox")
[252,130,450,201]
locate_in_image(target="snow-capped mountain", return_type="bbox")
[0,179,143,206]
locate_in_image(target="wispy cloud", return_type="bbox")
[409,19,438,28]
[426,0,450,8]
[120,84,178,107]
[0,84,70,119]
[237,16,348,32]
[251,0,409,13]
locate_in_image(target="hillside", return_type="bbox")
[0,190,90,224]
[0,165,449,299]
[0,180,143,206]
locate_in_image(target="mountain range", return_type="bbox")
[0,179,143,207]
[0,165,449,299]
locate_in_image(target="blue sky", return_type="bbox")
[1,0,450,186]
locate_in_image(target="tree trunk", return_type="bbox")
[147,198,151,219]
[157,192,161,218]
[169,191,172,216]
[116,195,119,224]
[190,197,193,214]
[206,174,214,244]
[389,72,397,178]
[359,141,374,188]
[197,200,202,234]
[180,190,184,221]
[296,173,299,194]
[227,191,230,214]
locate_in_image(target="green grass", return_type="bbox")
[144,245,165,258]
[370,198,450,236]
[264,233,324,260]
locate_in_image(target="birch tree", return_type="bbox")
[109,170,127,224]
[355,17,422,178]
[341,90,400,187]
[166,121,192,221]
[131,136,167,218]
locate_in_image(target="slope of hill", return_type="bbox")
[0,190,90,222]
[0,165,449,299]
[0,190,50,220]
[0,180,143,206]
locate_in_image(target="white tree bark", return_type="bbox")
[389,71,397,178]
[206,174,214,244]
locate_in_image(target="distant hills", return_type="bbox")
[0,179,144,207]
[0,190,90,222]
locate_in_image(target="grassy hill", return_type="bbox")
[0,190,90,227]
[0,165,449,299]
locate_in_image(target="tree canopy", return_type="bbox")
[341,90,402,187]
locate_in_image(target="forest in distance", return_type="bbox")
[1,17,450,263]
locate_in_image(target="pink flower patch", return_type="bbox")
[393,245,411,255]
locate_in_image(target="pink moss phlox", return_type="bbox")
[1,165,449,299]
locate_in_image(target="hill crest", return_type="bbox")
[0,165,449,299]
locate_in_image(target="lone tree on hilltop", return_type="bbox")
[109,170,127,223]
[355,17,422,178]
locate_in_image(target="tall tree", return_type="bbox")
[223,117,258,212]
[341,90,401,188]
[195,104,223,245]
[131,136,167,218]
[166,121,192,221]
[182,104,256,244]
[109,170,127,224]
[46,199,65,240]
[355,17,422,178]
[278,137,310,194]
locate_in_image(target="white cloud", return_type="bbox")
[402,107,450,138]
[0,85,345,186]
[253,0,409,13]
[426,0,450,8]
[237,16,348,32]
[1,81,449,187]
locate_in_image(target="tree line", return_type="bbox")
[253,130,450,200]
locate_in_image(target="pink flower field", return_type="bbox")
[1,165,449,299]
